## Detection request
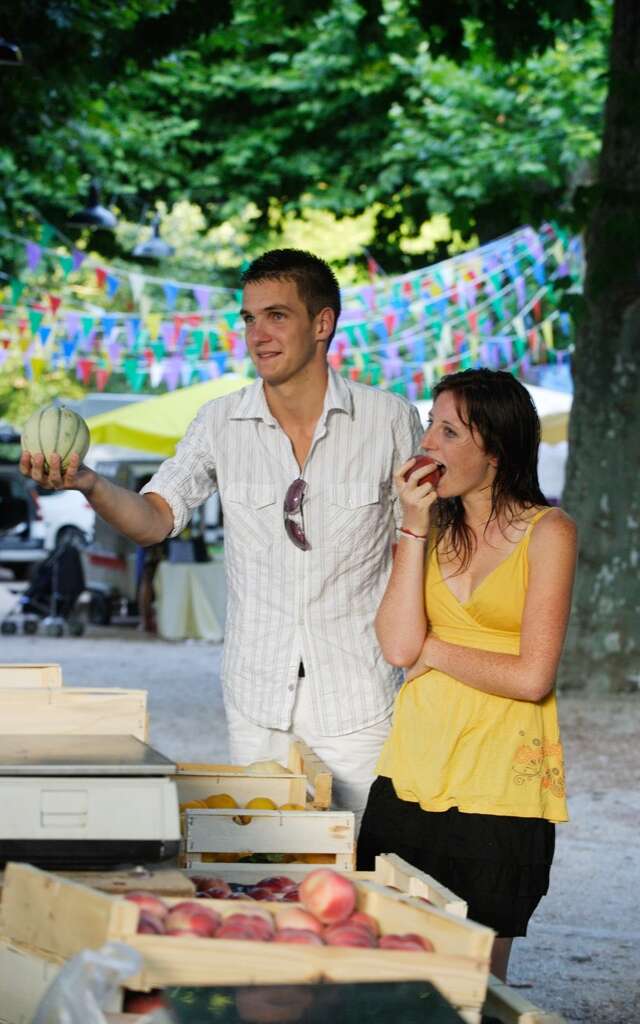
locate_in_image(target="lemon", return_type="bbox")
[179,799,208,810]
[245,797,278,810]
[279,803,305,811]
[204,793,239,809]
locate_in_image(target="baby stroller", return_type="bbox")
[1,541,86,637]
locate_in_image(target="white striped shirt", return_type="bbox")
[142,368,423,735]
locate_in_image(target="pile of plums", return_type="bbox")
[125,868,435,952]
[192,874,300,901]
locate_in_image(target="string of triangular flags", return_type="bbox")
[0,222,580,396]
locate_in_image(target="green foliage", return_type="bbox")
[0,359,84,427]
[0,0,611,273]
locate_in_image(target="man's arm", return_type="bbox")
[20,451,174,545]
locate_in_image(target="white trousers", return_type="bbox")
[225,678,392,833]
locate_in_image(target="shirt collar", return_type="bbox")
[230,366,353,426]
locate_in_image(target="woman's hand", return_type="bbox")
[395,456,440,536]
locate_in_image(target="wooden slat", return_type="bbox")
[175,773,306,808]
[485,976,568,1024]
[373,854,468,918]
[185,807,354,855]
[288,739,333,809]
[53,869,195,898]
[0,688,147,740]
[0,664,62,687]
[2,863,139,959]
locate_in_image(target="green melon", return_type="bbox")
[21,404,90,471]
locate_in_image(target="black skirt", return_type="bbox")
[357,776,555,938]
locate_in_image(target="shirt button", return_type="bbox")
[288,684,295,692]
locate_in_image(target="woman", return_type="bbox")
[357,368,577,980]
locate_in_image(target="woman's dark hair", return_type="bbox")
[432,368,549,569]
[241,248,341,345]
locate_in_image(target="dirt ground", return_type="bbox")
[0,587,638,1023]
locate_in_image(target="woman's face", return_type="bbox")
[420,390,497,500]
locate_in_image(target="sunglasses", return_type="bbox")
[284,478,310,550]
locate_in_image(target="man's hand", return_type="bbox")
[20,451,97,496]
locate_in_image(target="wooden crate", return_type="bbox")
[0,664,62,687]
[177,738,350,869]
[184,807,355,871]
[0,687,148,740]
[1,863,494,1021]
[187,853,467,918]
[485,976,568,1024]
[176,737,331,810]
[0,936,66,1024]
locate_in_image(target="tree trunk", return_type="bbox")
[559,0,640,694]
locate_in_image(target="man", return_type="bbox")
[21,249,423,823]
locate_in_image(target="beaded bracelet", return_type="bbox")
[396,526,428,542]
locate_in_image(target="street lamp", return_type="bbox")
[132,214,175,262]
[67,181,117,230]
[0,37,22,66]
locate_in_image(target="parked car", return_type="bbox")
[81,456,223,625]
[35,487,95,551]
[0,465,47,577]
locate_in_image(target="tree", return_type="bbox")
[559,0,640,693]
[1,1,605,271]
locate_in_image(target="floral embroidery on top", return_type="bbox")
[512,735,565,797]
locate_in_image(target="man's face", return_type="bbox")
[241,278,332,387]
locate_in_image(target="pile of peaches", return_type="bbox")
[127,868,435,952]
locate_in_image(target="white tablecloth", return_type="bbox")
[155,560,226,641]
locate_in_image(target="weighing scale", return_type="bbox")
[0,734,181,869]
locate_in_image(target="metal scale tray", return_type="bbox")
[0,734,181,870]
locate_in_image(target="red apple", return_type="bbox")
[124,890,168,919]
[273,928,324,946]
[298,869,357,925]
[403,455,442,487]
[379,933,435,951]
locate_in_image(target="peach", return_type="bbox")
[256,876,298,894]
[379,933,435,951]
[347,911,380,937]
[194,877,232,899]
[222,911,274,940]
[273,928,324,946]
[215,923,264,941]
[298,869,356,925]
[137,911,165,934]
[323,923,377,948]
[275,907,324,936]
[165,901,220,937]
[125,890,168,919]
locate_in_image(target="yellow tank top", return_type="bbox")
[377,508,568,823]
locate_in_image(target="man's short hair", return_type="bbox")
[240,249,341,344]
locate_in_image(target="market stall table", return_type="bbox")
[155,559,226,642]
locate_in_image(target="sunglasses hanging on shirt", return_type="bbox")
[283,478,310,550]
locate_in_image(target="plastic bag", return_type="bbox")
[32,941,142,1024]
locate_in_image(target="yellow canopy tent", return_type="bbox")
[85,375,251,456]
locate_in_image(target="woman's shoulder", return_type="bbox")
[528,506,577,556]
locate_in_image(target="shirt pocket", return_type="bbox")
[325,481,383,549]
[223,483,278,553]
